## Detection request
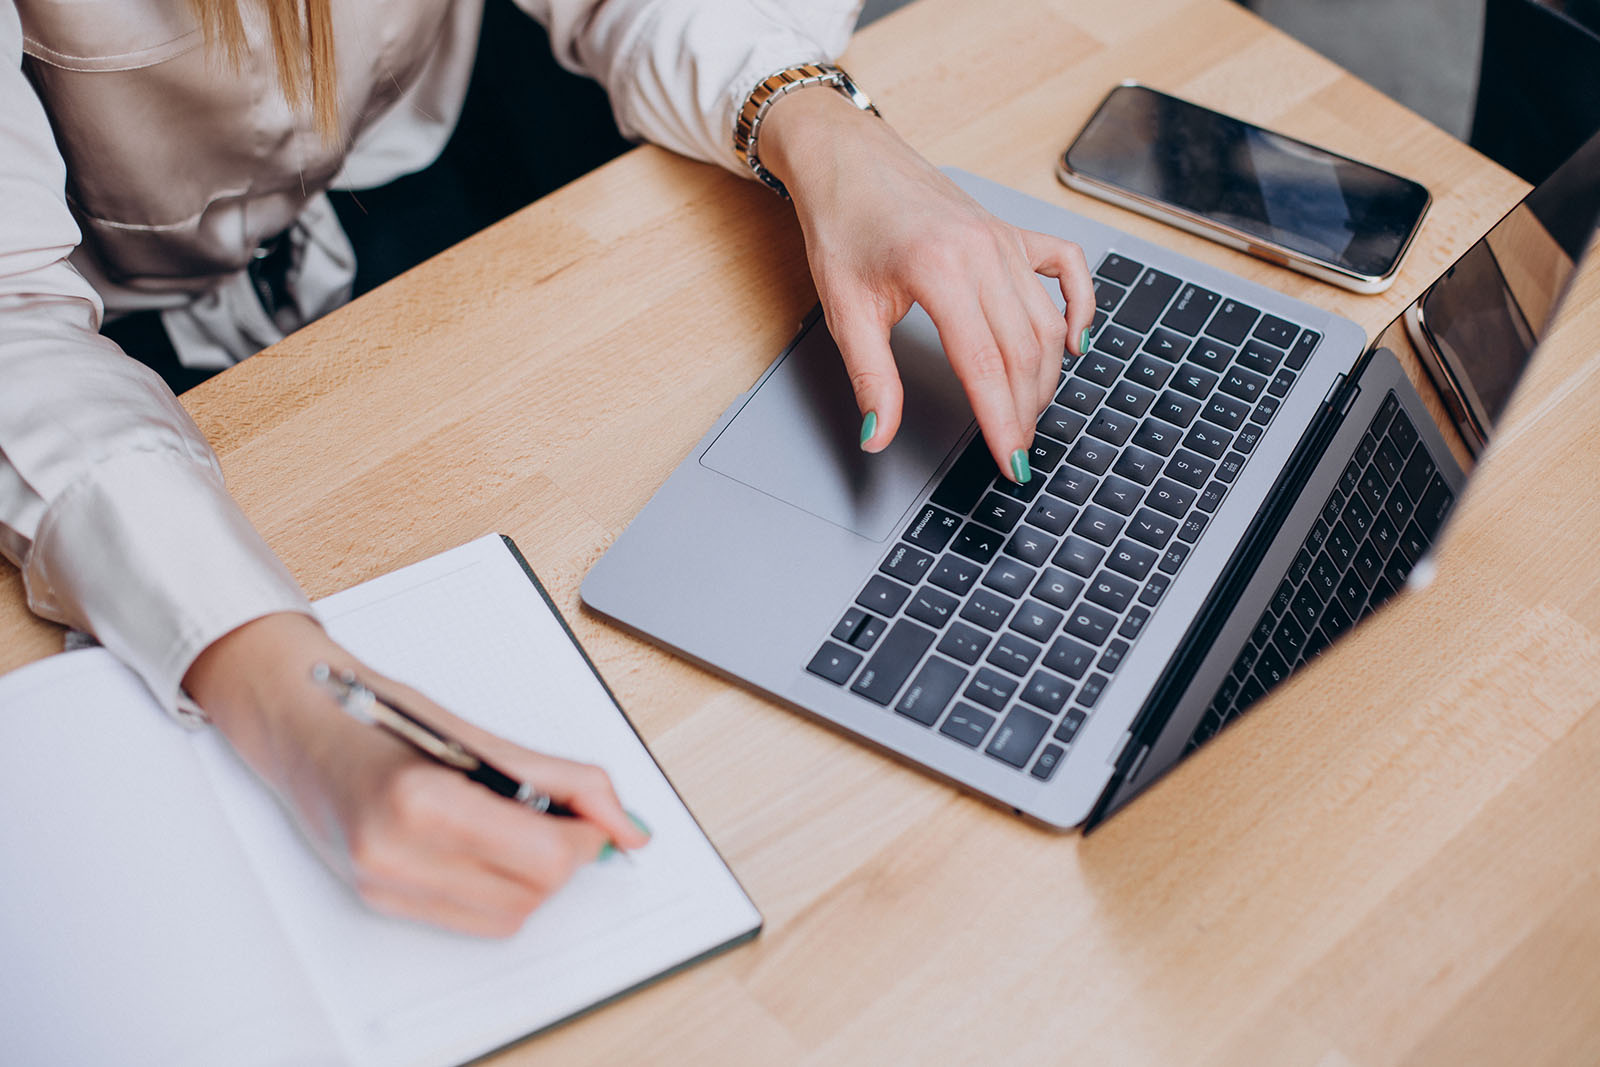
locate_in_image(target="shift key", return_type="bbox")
[850,620,937,705]
[985,707,1051,767]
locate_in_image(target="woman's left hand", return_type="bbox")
[758,86,1097,484]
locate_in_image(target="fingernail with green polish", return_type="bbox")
[1010,448,1031,484]
[599,814,650,862]
[1080,327,1092,354]
[859,411,877,448]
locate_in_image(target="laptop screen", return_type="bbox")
[1381,127,1600,451]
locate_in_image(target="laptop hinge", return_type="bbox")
[1324,372,1358,414]
[1123,743,1152,784]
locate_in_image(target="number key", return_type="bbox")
[1106,538,1159,581]
[1086,570,1138,613]
[1065,603,1117,646]
[1183,420,1233,460]
[1203,391,1249,431]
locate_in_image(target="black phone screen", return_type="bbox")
[1063,85,1431,279]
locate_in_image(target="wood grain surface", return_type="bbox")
[6,0,1597,1063]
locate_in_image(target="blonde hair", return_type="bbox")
[189,0,338,136]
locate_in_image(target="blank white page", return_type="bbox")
[0,652,344,1067]
[200,535,760,1067]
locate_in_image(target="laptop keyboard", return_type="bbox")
[806,253,1322,781]
[1187,391,1457,750]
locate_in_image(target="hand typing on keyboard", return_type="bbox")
[806,225,1328,780]
[757,87,1097,485]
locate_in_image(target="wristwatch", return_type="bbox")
[733,62,881,199]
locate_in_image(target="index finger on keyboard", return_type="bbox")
[923,289,1033,482]
[1022,230,1095,354]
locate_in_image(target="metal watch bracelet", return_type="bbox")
[733,62,881,199]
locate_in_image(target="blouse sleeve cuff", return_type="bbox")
[23,449,313,724]
[599,3,858,177]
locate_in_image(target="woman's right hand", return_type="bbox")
[183,612,649,937]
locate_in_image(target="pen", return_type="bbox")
[310,664,635,860]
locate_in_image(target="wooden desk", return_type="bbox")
[5,0,1597,1062]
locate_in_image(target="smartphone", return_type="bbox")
[1404,126,1600,453]
[1057,82,1431,293]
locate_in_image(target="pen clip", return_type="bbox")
[311,662,379,723]
[310,663,477,771]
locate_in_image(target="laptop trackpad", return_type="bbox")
[700,306,976,542]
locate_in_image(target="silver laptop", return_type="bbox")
[583,148,1598,830]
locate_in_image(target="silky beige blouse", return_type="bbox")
[0,0,858,717]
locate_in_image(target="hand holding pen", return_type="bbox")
[312,664,648,864]
[184,615,650,938]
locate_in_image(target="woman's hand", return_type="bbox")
[184,613,649,937]
[759,86,1096,483]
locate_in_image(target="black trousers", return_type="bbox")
[103,0,630,394]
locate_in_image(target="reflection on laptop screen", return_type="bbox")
[1407,129,1600,447]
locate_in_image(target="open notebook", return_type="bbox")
[0,535,760,1067]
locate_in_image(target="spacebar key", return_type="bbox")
[930,434,995,516]
[850,620,937,705]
